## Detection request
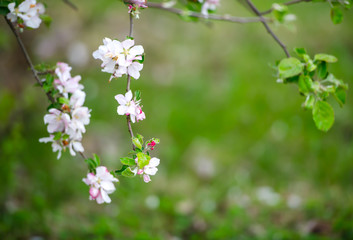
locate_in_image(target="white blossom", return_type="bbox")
[7,0,45,29]
[82,166,119,204]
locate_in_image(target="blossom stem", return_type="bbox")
[126,13,135,150]
[62,0,78,11]
[4,17,55,103]
[79,151,88,160]
[260,0,312,15]
[244,0,291,58]
[124,0,268,24]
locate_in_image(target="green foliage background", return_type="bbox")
[0,0,353,239]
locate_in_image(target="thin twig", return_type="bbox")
[62,0,78,11]
[79,151,88,160]
[126,13,135,150]
[124,0,267,23]
[244,0,290,58]
[260,0,312,15]
[5,17,55,103]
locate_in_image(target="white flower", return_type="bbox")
[93,38,144,80]
[140,157,160,183]
[200,0,220,15]
[56,75,84,98]
[7,0,45,29]
[70,89,86,109]
[82,166,119,204]
[133,106,146,123]
[43,108,70,133]
[39,135,63,159]
[69,139,84,156]
[115,90,137,115]
[55,62,72,82]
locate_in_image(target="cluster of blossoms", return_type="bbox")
[93,38,144,81]
[133,156,160,183]
[199,0,220,16]
[7,0,45,29]
[40,62,91,159]
[115,90,146,123]
[83,166,119,204]
[127,0,147,19]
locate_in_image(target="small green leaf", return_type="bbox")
[58,97,69,105]
[334,87,347,107]
[278,57,303,79]
[85,158,96,172]
[132,137,142,149]
[314,54,338,63]
[122,167,135,177]
[134,90,141,101]
[93,154,100,166]
[115,165,128,175]
[120,157,136,166]
[312,100,335,132]
[40,14,52,28]
[303,95,315,110]
[137,152,150,169]
[331,7,343,24]
[294,47,307,57]
[298,75,313,94]
[317,61,328,79]
[53,132,62,141]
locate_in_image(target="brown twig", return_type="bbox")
[244,0,290,58]
[126,13,135,150]
[5,17,55,103]
[124,0,267,23]
[62,0,78,11]
[260,0,312,15]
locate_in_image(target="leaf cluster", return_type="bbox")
[276,48,348,131]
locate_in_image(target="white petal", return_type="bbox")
[117,105,127,115]
[122,39,134,49]
[144,167,158,176]
[149,157,160,167]
[100,181,116,193]
[100,189,111,203]
[114,94,127,105]
[125,90,133,101]
[129,45,144,56]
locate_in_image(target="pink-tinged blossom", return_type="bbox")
[136,157,160,183]
[199,0,220,15]
[148,140,156,150]
[82,166,119,204]
[7,0,45,29]
[55,62,72,82]
[133,106,146,123]
[69,140,84,156]
[44,108,70,133]
[39,135,63,159]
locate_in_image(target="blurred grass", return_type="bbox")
[0,0,353,239]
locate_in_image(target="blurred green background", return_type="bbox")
[1,0,353,239]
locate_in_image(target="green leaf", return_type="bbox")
[312,100,335,132]
[294,47,307,57]
[331,7,343,24]
[314,53,338,63]
[58,97,69,105]
[115,165,128,175]
[122,167,135,177]
[334,87,347,107]
[317,61,328,79]
[136,152,150,169]
[0,6,9,15]
[324,74,348,89]
[120,157,136,166]
[132,134,144,149]
[85,158,96,173]
[53,132,62,141]
[40,14,52,28]
[298,75,313,94]
[134,90,141,101]
[303,95,315,110]
[93,154,100,166]
[278,57,303,79]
